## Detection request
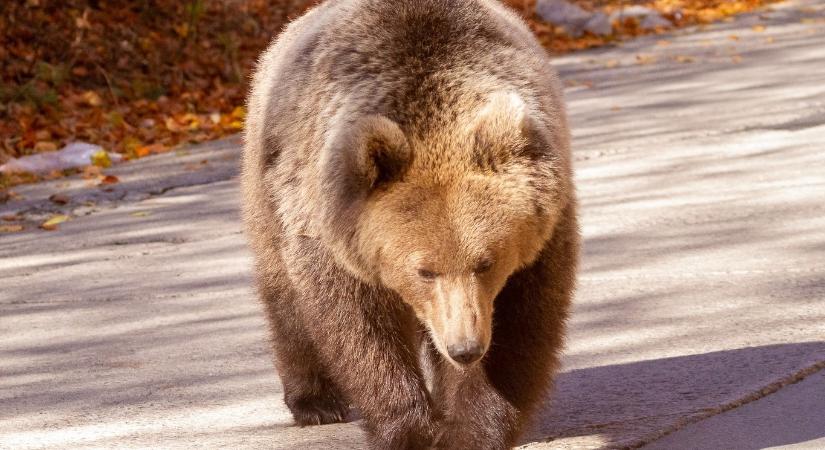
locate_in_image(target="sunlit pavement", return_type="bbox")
[2,1,824,448]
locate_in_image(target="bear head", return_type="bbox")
[319,92,564,367]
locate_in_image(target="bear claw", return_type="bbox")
[289,395,349,426]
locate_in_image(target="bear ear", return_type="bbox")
[321,115,411,219]
[323,115,410,196]
[470,92,532,170]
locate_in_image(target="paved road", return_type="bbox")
[2,1,824,448]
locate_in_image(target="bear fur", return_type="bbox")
[241,0,579,448]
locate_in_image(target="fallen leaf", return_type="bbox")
[674,55,695,63]
[2,214,22,221]
[72,66,89,77]
[0,224,24,233]
[82,90,103,107]
[230,106,246,120]
[165,117,183,132]
[728,34,740,40]
[604,59,620,68]
[49,193,71,204]
[135,146,152,158]
[91,150,112,168]
[751,24,766,32]
[41,214,70,231]
[174,22,190,38]
[99,175,120,185]
[636,54,656,65]
[131,211,152,217]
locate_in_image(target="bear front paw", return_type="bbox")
[287,393,349,426]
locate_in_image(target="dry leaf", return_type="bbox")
[91,150,112,168]
[165,117,183,132]
[41,214,70,231]
[135,146,152,158]
[82,90,103,107]
[131,211,152,217]
[0,224,24,233]
[751,25,766,32]
[230,106,246,120]
[99,175,120,185]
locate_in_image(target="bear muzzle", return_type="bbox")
[429,277,494,366]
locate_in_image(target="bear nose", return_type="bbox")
[447,341,485,365]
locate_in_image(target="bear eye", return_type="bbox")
[417,269,439,281]
[473,259,493,274]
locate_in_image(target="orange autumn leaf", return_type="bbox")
[99,175,120,185]
[0,224,25,233]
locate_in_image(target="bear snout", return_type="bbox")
[446,339,486,365]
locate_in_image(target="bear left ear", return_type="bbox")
[470,92,532,169]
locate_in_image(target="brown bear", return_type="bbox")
[240,0,579,448]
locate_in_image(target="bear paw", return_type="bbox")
[288,393,349,426]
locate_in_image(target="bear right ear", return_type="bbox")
[322,115,411,199]
[319,115,410,277]
[320,115,411,231]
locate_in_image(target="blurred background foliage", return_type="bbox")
[0,0,773,179]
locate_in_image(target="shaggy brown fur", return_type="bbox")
[241,0,579,448]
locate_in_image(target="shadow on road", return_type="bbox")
[524,341,825,448]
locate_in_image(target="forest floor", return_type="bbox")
[1,0,779,189]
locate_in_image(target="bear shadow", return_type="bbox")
[521,341,825,449]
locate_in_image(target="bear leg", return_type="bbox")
[257,268,349,426]
[286,247,441,448]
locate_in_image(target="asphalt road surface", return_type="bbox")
[2,1,824,448]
